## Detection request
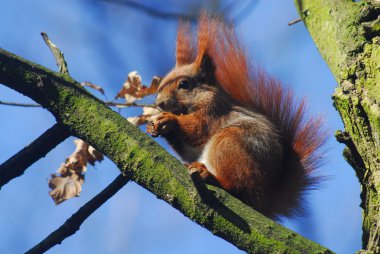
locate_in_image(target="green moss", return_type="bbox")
[361,98,380,150]
[295,0,364,81]
[364,42,380,102]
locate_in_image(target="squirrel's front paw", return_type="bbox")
[147,112,177,137]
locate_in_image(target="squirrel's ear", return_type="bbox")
[197,53,215,81]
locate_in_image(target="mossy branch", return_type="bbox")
[0,48,332,253]
[294,0,380,252]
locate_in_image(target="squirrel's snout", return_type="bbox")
[156,97,178,113]
[157,100,167,110]
[156,95,172,111]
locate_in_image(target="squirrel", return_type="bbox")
[147,13,326,219]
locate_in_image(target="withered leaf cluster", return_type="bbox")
[115,71,161,103]
[49,139,103,204]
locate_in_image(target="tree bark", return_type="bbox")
[294,0,380,252]
[0,48,332,253]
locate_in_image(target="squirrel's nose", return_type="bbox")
[156,93,173,111]
[157,100,167,110]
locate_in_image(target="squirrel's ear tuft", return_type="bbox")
[176,21,195,66]
[194,12,217,79]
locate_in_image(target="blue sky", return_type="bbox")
[0,0,362,253]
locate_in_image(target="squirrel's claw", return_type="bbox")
[146,112,177,137]
[146,121,159,137]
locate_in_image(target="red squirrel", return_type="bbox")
[147,13,325,219]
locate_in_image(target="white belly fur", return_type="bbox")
[198,140,217,177]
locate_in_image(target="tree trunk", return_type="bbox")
[294,0,380,252]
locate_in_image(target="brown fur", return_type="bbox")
[147,12,326,219]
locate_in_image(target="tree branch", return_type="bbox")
[25,173,130,254]
[288,18,302,26]
[0,123,70,189]
[0,48,332,253]
[104,101,157,108]
[0,100,41,107]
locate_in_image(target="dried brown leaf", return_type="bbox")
[88,145,104,165]
[115,71,142,102]
[142,106,161,116]
[67,139,90,173]
[48,173,84,205]
[127,107,161,126]
[140,76,162,96]
[56,163,69,175]
[115,72,161,102]
[127,115,150,126]
[48,139,103,204]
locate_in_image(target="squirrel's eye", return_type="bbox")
[178,80,191,90]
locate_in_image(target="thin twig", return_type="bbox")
[105,101,157,108]
[0,124,70,189]
[0,100,41,107]
[288,18,302,26]
[0,100,156,108]
[25,174,130,254]
[41,32,69,75]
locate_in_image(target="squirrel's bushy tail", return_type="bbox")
[178,13,326,218]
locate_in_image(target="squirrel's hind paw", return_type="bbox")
[187,162,220,187]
